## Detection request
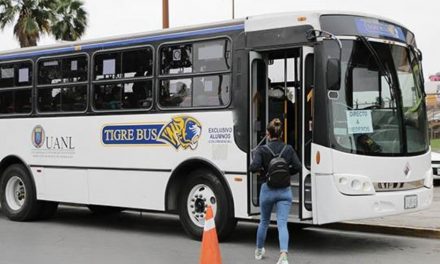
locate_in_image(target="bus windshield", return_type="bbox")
[328,40,428,156]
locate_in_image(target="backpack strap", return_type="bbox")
[264,144,287,158]
[264,145,277,157]
[278,145,288,158]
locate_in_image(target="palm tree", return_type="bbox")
[0,0,54,47]
[51,0,87,41]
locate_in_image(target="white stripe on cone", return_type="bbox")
[204,218,215,231]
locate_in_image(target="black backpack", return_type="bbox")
[264,145,291,188]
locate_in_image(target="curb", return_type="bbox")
[323,222,440,239]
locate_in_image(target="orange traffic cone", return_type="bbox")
[199,205,222,264]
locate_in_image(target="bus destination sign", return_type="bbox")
[355,18,405,41]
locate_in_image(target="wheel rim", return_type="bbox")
[187,184,217,228]
[5,176,26,211]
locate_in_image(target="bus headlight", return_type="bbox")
[334,174,376,195]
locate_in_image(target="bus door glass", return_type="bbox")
[301,46,314,220]
[249,51,267,215]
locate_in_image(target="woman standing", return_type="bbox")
[250,118,302,264]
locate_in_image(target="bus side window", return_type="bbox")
[160,44,193,75]
[193,75,230,107]
[0,61,33,115]
[92,47,153,111]
[94,53,121,80]
[63,56,88,83]
[38,59,62,85]
[123,81,153,109]
[122,49,153,78]
[15,89,32,113]
[61,86,87,112]
[38,88,62,112]
[159,39,231,109]
[159,79,192,107]
[0,91,14,114]
[0,65,15,88]
[94,83,122,110]
[193,39,231,73]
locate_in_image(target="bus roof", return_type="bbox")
[0,11,410,60]
[245,11,409,33]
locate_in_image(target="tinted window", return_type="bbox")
[193,39,231,73]
[159,79,192,107]
[160,44,192,75]
[193,75,230,107]
[0,90,14,114]
[94,52,122,80]
[122,49,153,78]
[0,62,32,88]
[38,86,87,112]
[38,55,88,84]
[158,39,232,109]
[94,47,153,80]
[0,66,14,88]
[15,89,32,113]
[63,56,88,82]
[94,81,153,110]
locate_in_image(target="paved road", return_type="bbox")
[0,207,440,264]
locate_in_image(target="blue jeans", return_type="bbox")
[256,183,292,253]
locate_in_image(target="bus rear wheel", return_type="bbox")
[0,164,42,221]
[178,169,236,241]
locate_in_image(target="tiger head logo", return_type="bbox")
[159,116,202,150]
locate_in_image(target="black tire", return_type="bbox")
[0,164,42,221]
[38,201,59,220]
[88,205,123,215]
[178,169,237,241]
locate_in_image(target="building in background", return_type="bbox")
[427,73,440,142]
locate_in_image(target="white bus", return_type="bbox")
[0,11,433,240]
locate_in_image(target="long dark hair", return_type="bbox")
[267,118,283,139]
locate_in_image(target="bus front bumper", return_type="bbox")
[313,174,434,225]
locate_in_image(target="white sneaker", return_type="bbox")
[254,248,265,260]
[276,254,289,264]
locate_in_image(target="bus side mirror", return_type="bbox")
[327,58,341,90]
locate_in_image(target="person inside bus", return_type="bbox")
[250,118,301,264]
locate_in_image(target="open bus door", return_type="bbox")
[249,47,314,221]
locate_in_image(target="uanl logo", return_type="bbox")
[32,125,45,148]
[102,116,202,150]
[31,125,75,150]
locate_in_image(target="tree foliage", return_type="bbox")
[0,0,88,47]
[51,0,87,41]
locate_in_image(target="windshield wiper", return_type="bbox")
[356,36,395,94]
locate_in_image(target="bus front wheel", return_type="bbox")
[0,164,42,221]
[178,169,236,241]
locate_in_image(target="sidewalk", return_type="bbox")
[328,185,440,239]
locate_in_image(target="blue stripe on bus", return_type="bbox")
[0,24,244,61]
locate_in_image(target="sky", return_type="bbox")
[0,0,438,81]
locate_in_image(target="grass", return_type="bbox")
[431,139,440,152]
